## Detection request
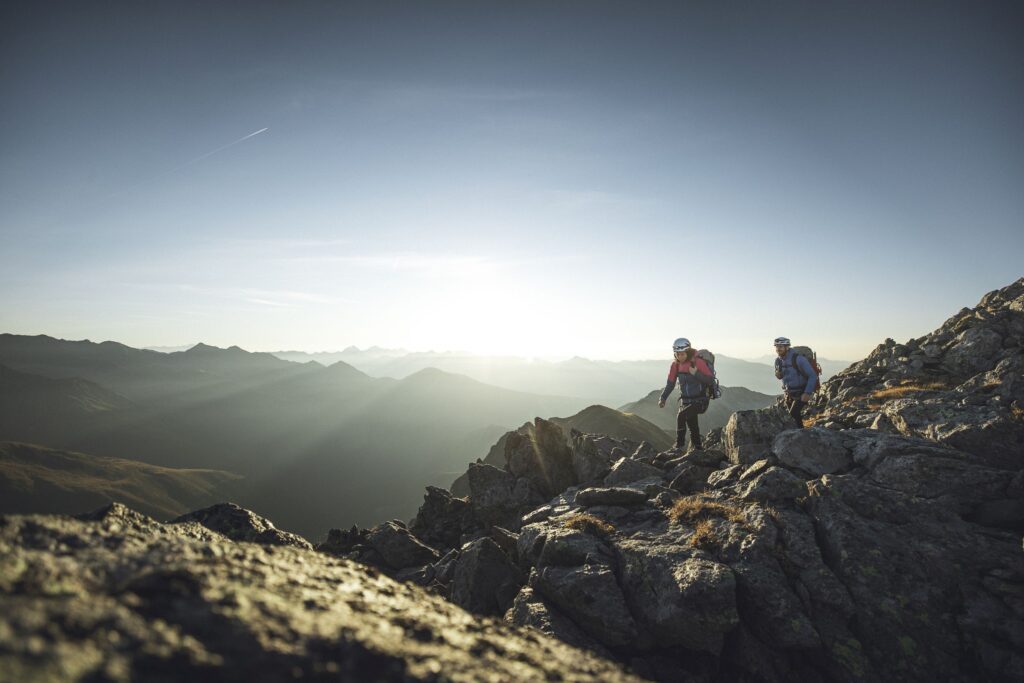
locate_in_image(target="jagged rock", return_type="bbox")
[317,525,367,557]
[772,428,854,477]
[806,471,1024,680]
[450,537,524,616]
[723,405,791,465]
[737,467,807,502]
[489,526,520,559]
[603,457,664,487]
[630,441,659,461]
[571,432,622,483]
[668,465,715,494]
[534,564,639,648]
[505,584,612,658]
[467,463,544,531]
[816,278,1024,470]
[738,459,772,482]
[169,502,312,549]
[616,540,739,654]
[707,464,742,488]
[0,509,639,682]
[883,399,1021,470]
[408,486,477,550]
[505,418,577,498]
[575,487,648,507]
[366,520,440,569]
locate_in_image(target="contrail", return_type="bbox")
[176,127,269,169]
[111,127,270,197]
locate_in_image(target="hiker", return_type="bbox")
[658,337,714,451]
[773,336,816,428]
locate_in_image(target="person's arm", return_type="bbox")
[797,354,816,395]
[690,358,714,386]
[659,363,679,404]
[774,357,783,380]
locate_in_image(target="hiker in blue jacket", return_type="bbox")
[774,337,815,428]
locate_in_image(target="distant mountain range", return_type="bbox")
[2,334,798,538]
[269,348,847,398]
[0,334,591,537]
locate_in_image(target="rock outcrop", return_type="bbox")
[321,279,1024,682]
[812,277,1024,471]
[0,503,638,682]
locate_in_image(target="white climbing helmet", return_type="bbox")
[673,338,691,353]
[774,337,791,347]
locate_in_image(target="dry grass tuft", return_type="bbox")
[868,381,948,401]
[668,495,746,526]
[689,519,718,550]
[563,513,616,538]
[1011,405,1024,422]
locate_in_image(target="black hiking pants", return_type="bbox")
[785,391,806,428]
[676,401,704,450]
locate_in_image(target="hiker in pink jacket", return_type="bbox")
[658,337,714,451]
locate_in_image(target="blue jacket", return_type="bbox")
[775,350,816,395]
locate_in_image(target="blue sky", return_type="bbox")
[2,1,1021,361]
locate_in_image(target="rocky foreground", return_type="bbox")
[0,502,639,682]
[2,278,1022,682]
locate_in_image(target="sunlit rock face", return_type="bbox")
[0,503,639,682]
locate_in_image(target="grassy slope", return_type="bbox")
[0,442,242,520]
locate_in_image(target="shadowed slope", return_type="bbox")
[0,442,241,520]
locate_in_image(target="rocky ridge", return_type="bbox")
[323,279,1024,681]
[2,278,1022,682]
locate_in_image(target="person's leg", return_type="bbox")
[679,403,702,450]
[787,393,805,428]
[675,405,688,449]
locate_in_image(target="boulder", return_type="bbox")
[604,457,664,487]
[707,464,742,489]
[467,463,544,531]
[724,406,791,465]
[772,428,854,477]
[409,486,477,550]
[506,418,577,498]
[366,521,440,569]
[505,584,612,658]
[668,465,715,494]
[737,467,807,502]
[450,537,524,616]
[170,502,311,550]
[534,564,639,648]
[616,540,739,654]
[575,487,648,507]
[571,432,622,483]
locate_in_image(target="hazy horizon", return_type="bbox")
[3,1,1022,361]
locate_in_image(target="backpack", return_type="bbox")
[694,349,722,401]
[790,346,822,392]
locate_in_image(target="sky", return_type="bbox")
[2,0,1022,362]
